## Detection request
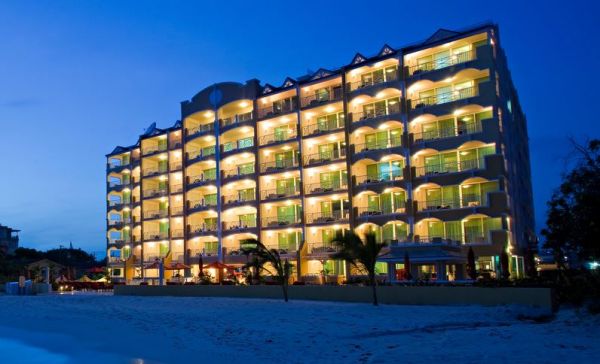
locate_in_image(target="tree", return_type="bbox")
[243,239,292,302]
[331,232,387,306]
[467,246,477,280]
[500,250,510,280]
[542,139,600,267]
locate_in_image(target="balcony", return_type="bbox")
[169,139,182,150]
[187,173,217,187]
[142,144,168,156]
[408,50,476,77]
[257,99,298,120]
[107,220,125,228]
[414,158,483,177]
[170,205,184,216]
[223,192,257,206]
[305,209,349,225]
[222,165,256,181]
[186,147,216,163]
[142,165,168,177]
[302,118,345,137]
[259,128,298,146]
[171,229,184,239]
[220,112,253,131]
[306,243,340,256]
[354,137,402,154]
[413,121,482,143]
[261,215,302,228]
[169,161,183,171]
[355,172,403,187]
[260,186,301,201]
[417,194,483,211]
[346,69,399,93]
[348,102,401,125]
[301,86,343,109]
[222,219,257,232]
[303,148,346,167]
[143,209,168,220]
[187,123,215,139]
[304,180,347,195]
[107,160,130,171]
[355,203,406,218]
[170,184,183,194]
[410,86,477,110]
[259,158,299,174]
[188,224,218,237]
[143,231,169,241]
[221,141,254,157]
[265,242,299,257]
[187,199,217,212]
[142,188,168,199]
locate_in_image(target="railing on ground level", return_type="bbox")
[305,210,349,224]
[408,50,476,76]
[414,158,482,177]
[349,103,401,122]
[411,86,477,109]
[346,69,399,91]
[261,215,302,228]
[304,181,347,195]
[303,148,346,166]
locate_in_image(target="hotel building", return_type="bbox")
[106,23,535,283]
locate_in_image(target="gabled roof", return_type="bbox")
[261,83,275,95]
[377,44,396,57]
[350,53,367,65]
[309,68,335,81]
[280,77,297,88]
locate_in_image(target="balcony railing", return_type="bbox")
[188,224,218,234]
[349,103,401,123]
[259,158,299,173]
[223,192,256,205]
[223,165,256,179]
[260,186,301,200]
[417,194,483,211]
[222,219,257,231]
[355,138,402,153]
[303,148,346,166]
[171,229,184,239]
[355,172,403,186]
[259,128,298,146]
[346,69,399,92]
[306,243,340,255]
[187,147,216,161]
[187,199,217,210]
[411,86,477,110]
[302,118,345,137]
[220,112,253,128]
[108,200,125,207]
[408,50,475,76]
[187,173,217,185]
[170,184,183,194]
[304,180,347,195]
[143,210,168,220]
[169,161,183,171]
[169,139,182,150]
[142,165,168,177]
[301,87,343,108]
[305,209,349,224]
[413,122,482,142]
[264,242,299,255]
[142,188,168,198]
[356,204,406,217]
[143,231,169,240]
[261,215,302,228]
[257,99,298,119]
[414,158,482,177]
[107,160,130,170]
[187,123,214,137]
[170,205,184,216]
[188,248,219,257]
[142,144,168,156]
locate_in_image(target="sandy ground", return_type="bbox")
[0,293,598,363]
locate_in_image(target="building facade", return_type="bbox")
[0,224,20,255]
[106,23,536,284]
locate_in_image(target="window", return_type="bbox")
[238,188,255,201]
[316,112,344,131]
[278,231,301,250]
[239,214,257,227]
[202,145,216,156]
[238,162,255,175]
[367,160,404,181]
[319,170,346,189]
[362,97,400,118]
[276,177,300,194]
[223,141,236,152]
[204,193,217,206]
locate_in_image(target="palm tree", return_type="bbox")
[331,231,387,306]
[243,239,292,302]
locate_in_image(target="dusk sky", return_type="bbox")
[1,0,598,255]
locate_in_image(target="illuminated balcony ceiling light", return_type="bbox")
[159,135,167,140]
[159,154,168,160]
[204,135,214,141]
[378,124,389,130]
[324,106,335,113]
[204,111,213,118]
[333,224,340,230]
[241,127,252,133]
[160,197,167,202]
[239,101,249,108]
[159,176,167,181]
[282,145,291,151]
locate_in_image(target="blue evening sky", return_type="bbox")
[1,0,598,255]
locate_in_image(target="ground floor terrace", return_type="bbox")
[0,294,597,363]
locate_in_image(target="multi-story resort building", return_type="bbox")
[0,224,20,255]
[106,23,535,284]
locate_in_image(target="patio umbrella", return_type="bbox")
[205,261,235,283]
[144,260,161,270]
[77,275,93,282]
[403,252,412,280]
[94,276,108,283]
